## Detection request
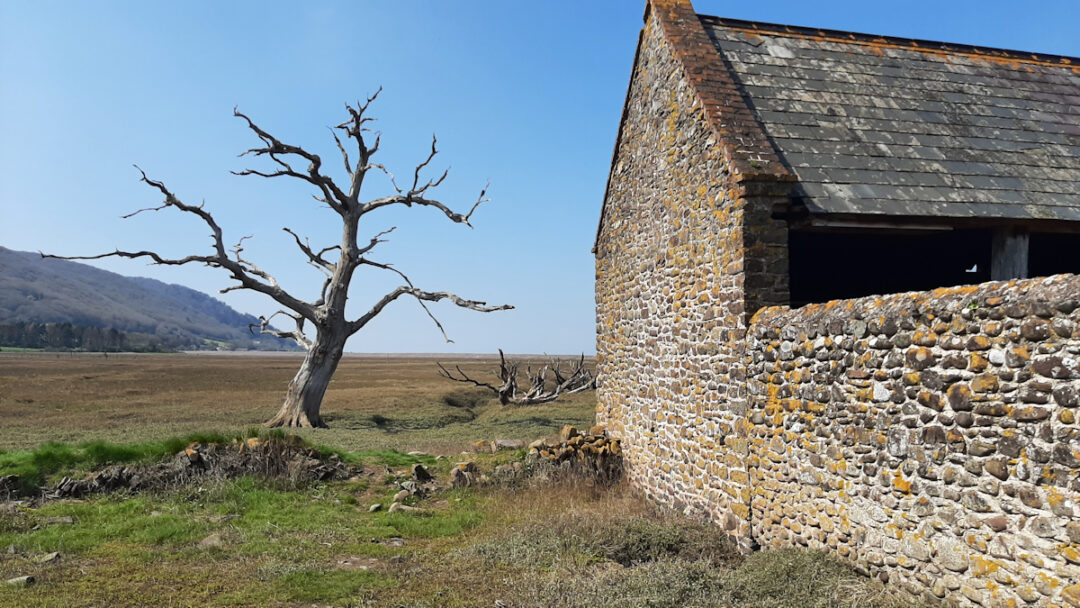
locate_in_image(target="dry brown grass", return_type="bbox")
[0,353,596,454]
[0,354,941,607]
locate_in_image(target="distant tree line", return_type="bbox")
[0,322,168,352]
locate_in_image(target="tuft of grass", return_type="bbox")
[510,558,730,608]
[352,449,438,468]
[591,515,736,566]
[721,548,936,608]
[273,568,393,602]
[375,492,483,539]
[464,491,737,570]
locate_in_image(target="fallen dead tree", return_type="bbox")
[437,350,596,405]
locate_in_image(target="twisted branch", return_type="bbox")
[232,107,349,213]
[438,351,595,405]
[43,166,316,323]
[250,310,313,349]
[282,227,337,273]
[350,285,512,341]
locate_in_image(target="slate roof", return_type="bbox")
[700,16,1080,222]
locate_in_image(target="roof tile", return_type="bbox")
[700,15,1080,220]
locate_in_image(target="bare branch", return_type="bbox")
[314,275,333,307]
[360,188,489,227]
[355,226,396,257]
[334,88,385,203]
[436,362,502,393]
[41,249,212,267]
[329,127,352,175]
[250,310,313,350]
[361,161,392,180]
[438,350,595,406]
[230,235,280,288]
[230,168,293,180]
[437,350,518,405]
[45,167,317,322]
[367,132,381,158]
[463,181,491,225]
[233,107,349,212]
[356,257,453,341]
[355,129,489,227]
[316,244,341,259]
[349,285,512,340]
[282,227,337,272]
[409,135,445,195]
[120,203,169,219]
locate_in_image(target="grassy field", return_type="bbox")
[0,353,933,607]
[0,353,595,453]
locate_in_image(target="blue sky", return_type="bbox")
[2,1,1078,354]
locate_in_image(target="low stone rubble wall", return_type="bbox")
[38,436,354,500]
[747,274,1080,606]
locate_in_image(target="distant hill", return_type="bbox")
[0,246,299,351]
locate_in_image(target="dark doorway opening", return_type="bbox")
[1031,233,1080,278]
[788,229,991,308]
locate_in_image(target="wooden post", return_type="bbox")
[991,229,1029,280]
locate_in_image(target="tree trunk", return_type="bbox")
[264,330,346,428]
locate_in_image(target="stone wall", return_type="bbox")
[746,274,1080,606]
[600,271,1080,606]
[594,2,791,548]
[594,8,755,545]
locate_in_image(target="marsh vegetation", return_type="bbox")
[0,353,936,607]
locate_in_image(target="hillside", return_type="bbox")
[0,247,297,350]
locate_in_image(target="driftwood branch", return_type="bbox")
[438,350,595,405]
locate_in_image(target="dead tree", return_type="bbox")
[437,350,596,405]
[44,90,512,428]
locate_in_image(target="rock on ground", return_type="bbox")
[4,576,34,588]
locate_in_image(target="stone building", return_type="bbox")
[594,1,1080,605]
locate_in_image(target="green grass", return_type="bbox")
[0,464,489,607]
[273,568,393,603]
[0,434,944,608]
[351,449,437,468]
[0,432,241,494]
[0,429,449,497]
[5,498,206,554]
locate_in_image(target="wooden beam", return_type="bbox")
[807,218,954,231]
[991,229,1029,280]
